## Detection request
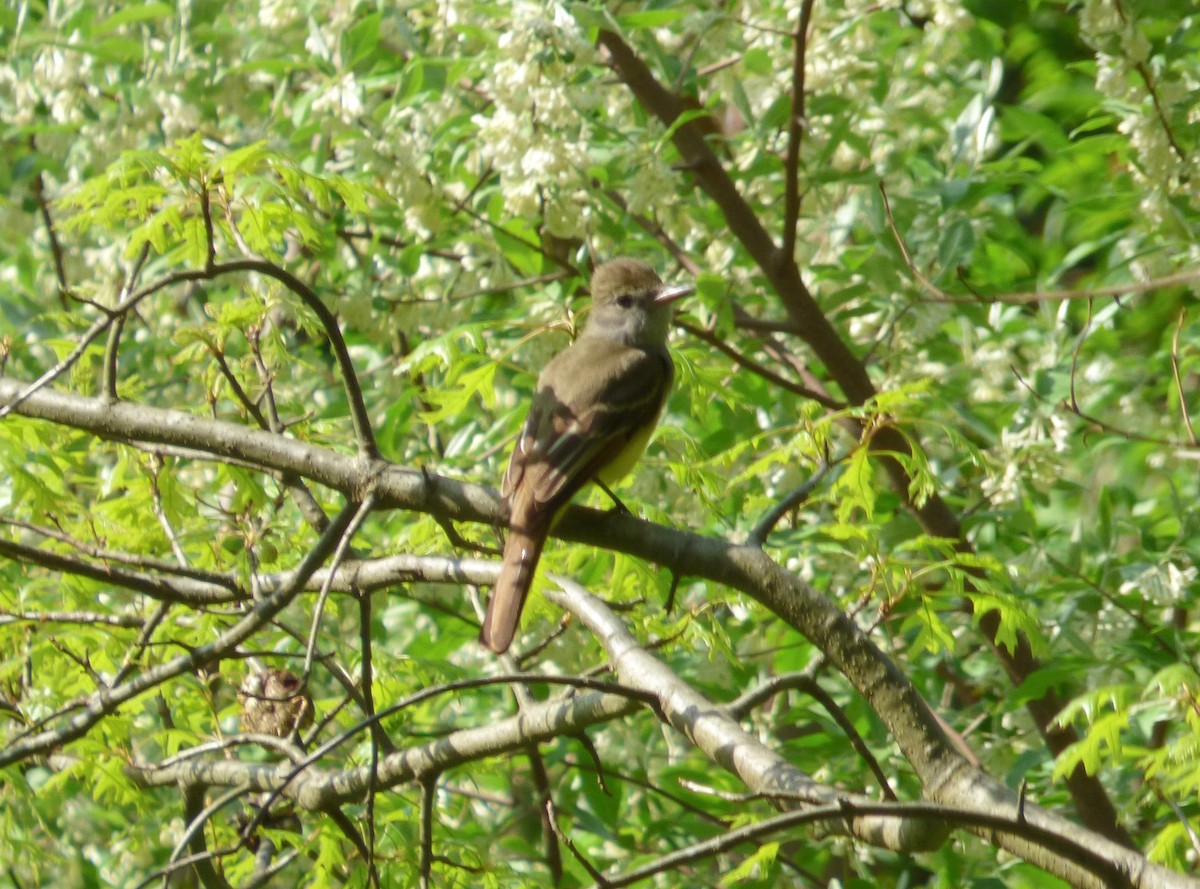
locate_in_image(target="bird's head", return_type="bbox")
[587,258,693,347]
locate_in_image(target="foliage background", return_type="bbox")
[1,0,1198,886]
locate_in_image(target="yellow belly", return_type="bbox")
[596,419,658,486]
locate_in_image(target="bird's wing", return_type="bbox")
[503,340,671,511]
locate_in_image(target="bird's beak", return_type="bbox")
[654,283,694,305]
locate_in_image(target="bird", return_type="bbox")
[480,258,693,653]
[238,668,314,739]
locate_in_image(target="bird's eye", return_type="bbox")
[616,294,635,309]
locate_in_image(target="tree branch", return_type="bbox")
[129,687,641,803]
[545,578,943,852]
[0,377,1140,861]
[545,578,1179,889]
[2,378,1191,885]
[780,0,815,264]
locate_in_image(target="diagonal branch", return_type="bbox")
[780,0,816,263]
[0,536,238,605]
[545,577,941,853]
[31,163,70,306]
[545,579,1175,889]
[597,28,873,403]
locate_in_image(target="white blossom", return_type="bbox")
[258,0,302,29]
[311,72,365,124]
[1119,562,1197,603]
[156,90,200,140]
[1079,0,1123,38]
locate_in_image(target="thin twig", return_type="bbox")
[394,271,575,305]
[110,601,170,688]
[1111,0,1186,163]
[149,455,190,567]
[747,460,837,546]
[327,805,381,888]
[1170,310,1197,446]
[206,334,334,533]
[545,797,607,885]
[220,258,378,458]
[31,164,69,307]
[207,343,268,427]
[359,585,381,883]
[780,0,815,265]
[1045,555,1182,662]
[0,516,236,587]
[0,536,235,608]
[101,309,128,402]
[246,323,281,433]
[241,849,300,889]
[302,494,377,679]
[200,183,217,270]
[161,783,244,889]
[0,609,144,628]
[1014,365,1191,449]
[100,243,151,402]
[675,318,843,409]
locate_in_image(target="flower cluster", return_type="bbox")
[1080,0,1199,226]
[980,408,1073,506]
[469,2,597,237]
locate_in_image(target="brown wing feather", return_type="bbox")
[518,339,672,508]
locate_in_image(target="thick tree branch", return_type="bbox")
[545,580,1183,889]
[545,578,942,854]
[0,378,1047,787]
[129,689,640,801]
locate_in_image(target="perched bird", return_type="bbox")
[238,669,313,739]
[480,258,693,653]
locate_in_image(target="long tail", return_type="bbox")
[480,527,547,653]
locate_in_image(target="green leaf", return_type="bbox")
[420,360,498,422]
[937,217,975,270]
[216,141,270,181]
[833,446,876,522]
[617,9,686,28]
[345,12,382,68]
[722,841,779,884]
[90,36,146,63]
[94,2,173,34]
